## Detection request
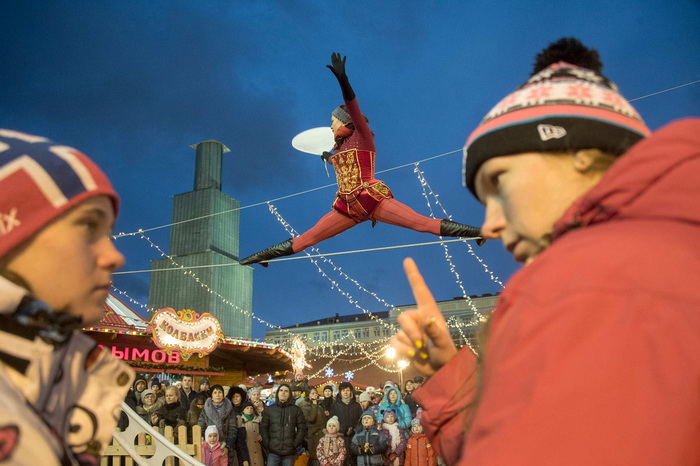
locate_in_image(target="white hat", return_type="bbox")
[205,425,219,438]
[327,416,340,429]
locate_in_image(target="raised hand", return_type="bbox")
[326,52,347,79]
[390,258,458,376]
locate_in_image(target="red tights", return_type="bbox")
[292,198,441,253]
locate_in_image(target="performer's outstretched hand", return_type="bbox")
[326,52,347,79]
[391,258,458,377]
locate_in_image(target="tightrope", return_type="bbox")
[112,237,480,274]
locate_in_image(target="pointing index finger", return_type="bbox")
[403,258,438,313]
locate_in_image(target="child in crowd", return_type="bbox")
[404,419,435,466]
[203,425,228,466]
[239,401,264,466]
[317,416,346,466]
[380,410,406,466]
[352,412,387,466]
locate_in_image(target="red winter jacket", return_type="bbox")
[415,118,700,465]
[404,433,437,466]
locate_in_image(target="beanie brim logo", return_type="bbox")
[537,124,567,141]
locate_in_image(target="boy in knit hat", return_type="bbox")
[203,425,228,466]
[404,419,435,466]
[392,38,700,464]
[351,411,387,466]
[317,416,346,466]
[0,129,134,463]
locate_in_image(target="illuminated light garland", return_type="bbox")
[267,202,397,332]
[413,164,504,289]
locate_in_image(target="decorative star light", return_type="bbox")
[324,367,334,378]
[345,371,354,381]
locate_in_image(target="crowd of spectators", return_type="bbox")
[123,372,437,466]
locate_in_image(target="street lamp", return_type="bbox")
[397,359,409,388]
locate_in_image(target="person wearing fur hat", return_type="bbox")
[351,411,387,466]
[380,409,406,466]
[239,53,484,267]
[0,129,135,463]
[378,387,411,433]
[238,401,264,466]
[391,37,700,464]
[227,384,253,466]
[330,381,363,466]
[203,425,228,466]
[403,419,435,466]
[261,383,307,466]
[317,416,346,466]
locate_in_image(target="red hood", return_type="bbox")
[554,118,700,240]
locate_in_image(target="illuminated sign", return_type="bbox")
[99,345,182,364]
[148,308,224,360]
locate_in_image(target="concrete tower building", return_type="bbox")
[148,140,253,338]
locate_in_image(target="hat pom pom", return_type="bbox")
[532,37,603,75]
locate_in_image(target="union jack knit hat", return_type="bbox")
[0,129,119,258]
[462,38,652,197]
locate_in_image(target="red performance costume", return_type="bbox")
[240,54,482,267]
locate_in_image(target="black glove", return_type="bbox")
[321,151,332,162]
[326,52,355,101]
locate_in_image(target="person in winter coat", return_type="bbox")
[404,419,435,466]
[297,387,327,466]
[238,53,483,267]
[330,382,363,466]
[136,388,164,423]
[321,385,335,417]
[261,383,308,466]
[401,382,418,418]
[317,416,346,466]
[239,402,265,466]
[200,378,213,399]
[188,393,208,427]
[380,410,406,466]
[150,377,165,400]
[377,388,411,433]
[200,385,239,461]
[227,386,252,466]
[391,37,700,465]
[203,425,228,466]
[0,129,136,464]
[351,412,387,466]
[132,377,148,406]
[153,386,187,429]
